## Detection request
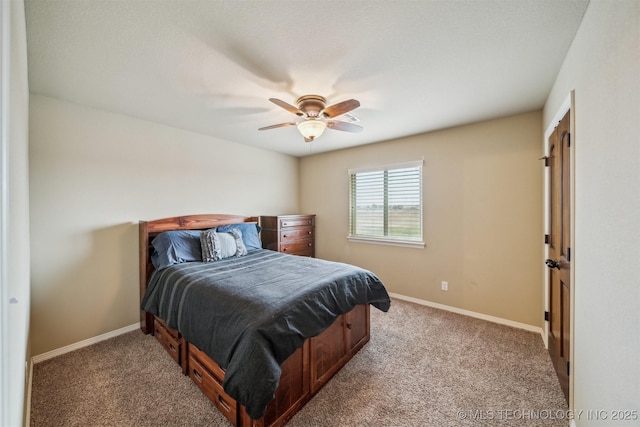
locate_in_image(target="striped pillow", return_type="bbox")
[200,229,248,262]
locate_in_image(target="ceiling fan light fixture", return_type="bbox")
[261,95,362,142]
[297,120,327,141]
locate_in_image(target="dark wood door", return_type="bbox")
[547,109,571,403]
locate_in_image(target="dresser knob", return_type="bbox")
[308,243,312,246]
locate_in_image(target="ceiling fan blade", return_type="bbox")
[269,98,304,116]
[258,122,297,131]
[326,120,363,133]
[321,99,360,118]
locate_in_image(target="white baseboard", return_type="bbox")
[389,293,543,336]
[31,323,140,364]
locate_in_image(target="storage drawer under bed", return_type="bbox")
[153,318,181,365]
[188,344,238,425]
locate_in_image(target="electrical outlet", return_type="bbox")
[441,281,448,291]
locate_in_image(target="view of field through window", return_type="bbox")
[349,166,422,240]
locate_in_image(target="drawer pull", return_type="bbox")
[169,343,176,352]
[218,394,231,412]
[308,231,312,235]
[346,322,353,329]
[283,248,287,251]
[192,368,203,383]
[283,234,287,238]
[308,243,312,246]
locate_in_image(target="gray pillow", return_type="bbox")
[200,229,247,262]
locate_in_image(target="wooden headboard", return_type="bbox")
[139,214,259,333]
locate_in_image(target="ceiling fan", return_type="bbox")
[258,95,363,142]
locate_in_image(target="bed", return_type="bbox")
[139,214,391,426]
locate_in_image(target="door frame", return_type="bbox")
[543,91,576,410]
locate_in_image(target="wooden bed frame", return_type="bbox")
[139,214,371,427]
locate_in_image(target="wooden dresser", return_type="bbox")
[260,214,315,257]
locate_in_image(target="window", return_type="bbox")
[348,161,424,247]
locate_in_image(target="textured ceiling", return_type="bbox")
[24,0,589,157]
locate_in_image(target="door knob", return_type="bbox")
[545,259,561,269]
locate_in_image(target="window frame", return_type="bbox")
[348,160,425,248]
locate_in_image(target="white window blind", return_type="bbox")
[349,161,424,246]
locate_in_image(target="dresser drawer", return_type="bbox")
[280,216,315,228]
[280,240,314,255]
[288,247,314,257]
[280,227,314,242]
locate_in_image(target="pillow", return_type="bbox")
[216,222,262,251]
[151,230,202,270]
[200,229,248,262]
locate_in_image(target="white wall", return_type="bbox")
[543,0,639,423]
[1,0,30,425]
[29,95,299,356]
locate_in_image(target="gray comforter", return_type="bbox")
[141,249,390,419]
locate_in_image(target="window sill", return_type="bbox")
[347,236,425,248]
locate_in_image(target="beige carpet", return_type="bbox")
[30,299,568,426]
